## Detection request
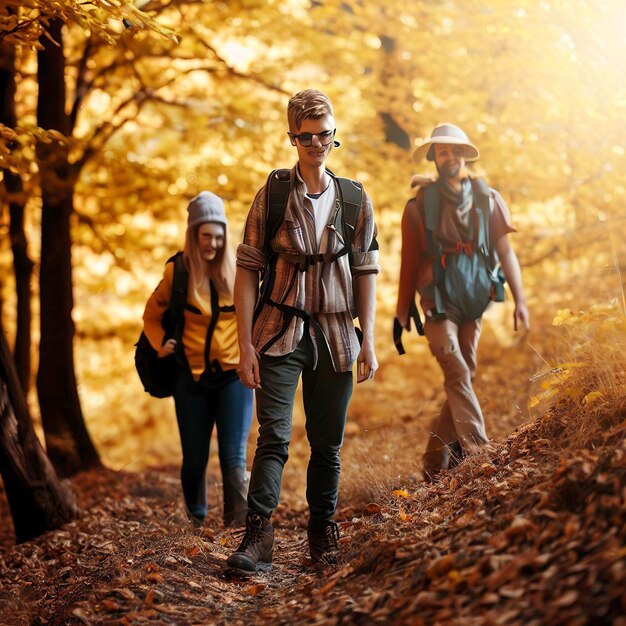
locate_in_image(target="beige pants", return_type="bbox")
[422,317,489,474]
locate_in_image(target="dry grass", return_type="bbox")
[534,302,626,448]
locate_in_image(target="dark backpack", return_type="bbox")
[257,167,368,306]
[135,252,188,398]
[252,167,372,352]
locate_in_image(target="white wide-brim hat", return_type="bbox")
[413,123,479,162]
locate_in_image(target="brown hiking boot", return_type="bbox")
[422,447,449,483]
[307,520,340,565]
[226,511,274,574]
[447,441,464,470]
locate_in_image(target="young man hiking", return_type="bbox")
[395,123,529,482]
[227,89,379,572]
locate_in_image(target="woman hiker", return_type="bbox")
[142,191,253,528]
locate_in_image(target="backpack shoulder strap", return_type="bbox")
[422,181,440,256]
[255,169,291,319]
[264,168,292,259]
[168,252,188,332]
[335,176,365,258]
[470,177,491,254]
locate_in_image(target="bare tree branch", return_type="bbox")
[74,90,147,173]
[73,209,131,272]
[196,37,289,95]
[69,34,98,133]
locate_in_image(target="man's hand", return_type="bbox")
[158,338,176,358]
[237,343,262,389]
[356,342,378,383]
[514,301,530,332]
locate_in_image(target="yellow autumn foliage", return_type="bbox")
[530,300,626,440]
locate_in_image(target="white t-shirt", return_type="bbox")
[298,172,336,250]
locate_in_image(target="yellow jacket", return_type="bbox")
[142,259,239,380]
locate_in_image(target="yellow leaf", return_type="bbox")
[392,489,409,499]
[583,391,603,405]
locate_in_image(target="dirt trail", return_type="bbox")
[0,310,555,624]
[1,397,624,626]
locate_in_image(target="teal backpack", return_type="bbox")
[422,177,505,323]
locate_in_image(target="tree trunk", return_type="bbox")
[0,324,77,544]
[36,18,101,476]
[0,40,34,394]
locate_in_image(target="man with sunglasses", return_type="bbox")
[227,89,379,573]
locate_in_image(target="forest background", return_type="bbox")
[1,0,625,519]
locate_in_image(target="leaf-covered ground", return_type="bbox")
[2,304,625,625]
[0,398,624,625]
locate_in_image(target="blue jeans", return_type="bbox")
[174,369,253,519]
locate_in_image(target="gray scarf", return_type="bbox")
[440,178,473,227]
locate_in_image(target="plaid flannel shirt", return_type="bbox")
[236,166,380,372]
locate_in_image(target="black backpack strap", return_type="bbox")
[335,176,380,269]
[264,168,292,259]
[336,176,362,249]
[168,252,188,364]
[255,169,292,321]
[203,281,221,373]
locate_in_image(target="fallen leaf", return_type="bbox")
[505,515,537,539]
[146,572,164,584]
[552,590,578,607]
[247,584,265,596]
[317,579,338,595]
[185,545,199,557]
[363,503,382,516]
[426,554,455,579]
[143,562,160,573]
[101,599,120,611]
[455,510,475,528]
[392,489,409,499]
[112,589,136,601]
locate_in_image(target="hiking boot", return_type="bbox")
[422,448,448,483]
[307,520,340,565]
[188,514,205,529]
[223,467,249,528]
[226,511,274,574]
[447,441,464,470]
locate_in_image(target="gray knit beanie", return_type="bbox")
[187,191,228,229]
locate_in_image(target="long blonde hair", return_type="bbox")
[183,222,236,310]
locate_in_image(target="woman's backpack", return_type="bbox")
[134,253,188,398]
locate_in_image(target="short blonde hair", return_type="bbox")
[287,89,334,132]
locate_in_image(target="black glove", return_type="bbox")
[393,301,425,356]
[393,317,406,355]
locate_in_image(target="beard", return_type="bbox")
[436,160,462,179]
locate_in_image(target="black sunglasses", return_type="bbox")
[287,128,336,147]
